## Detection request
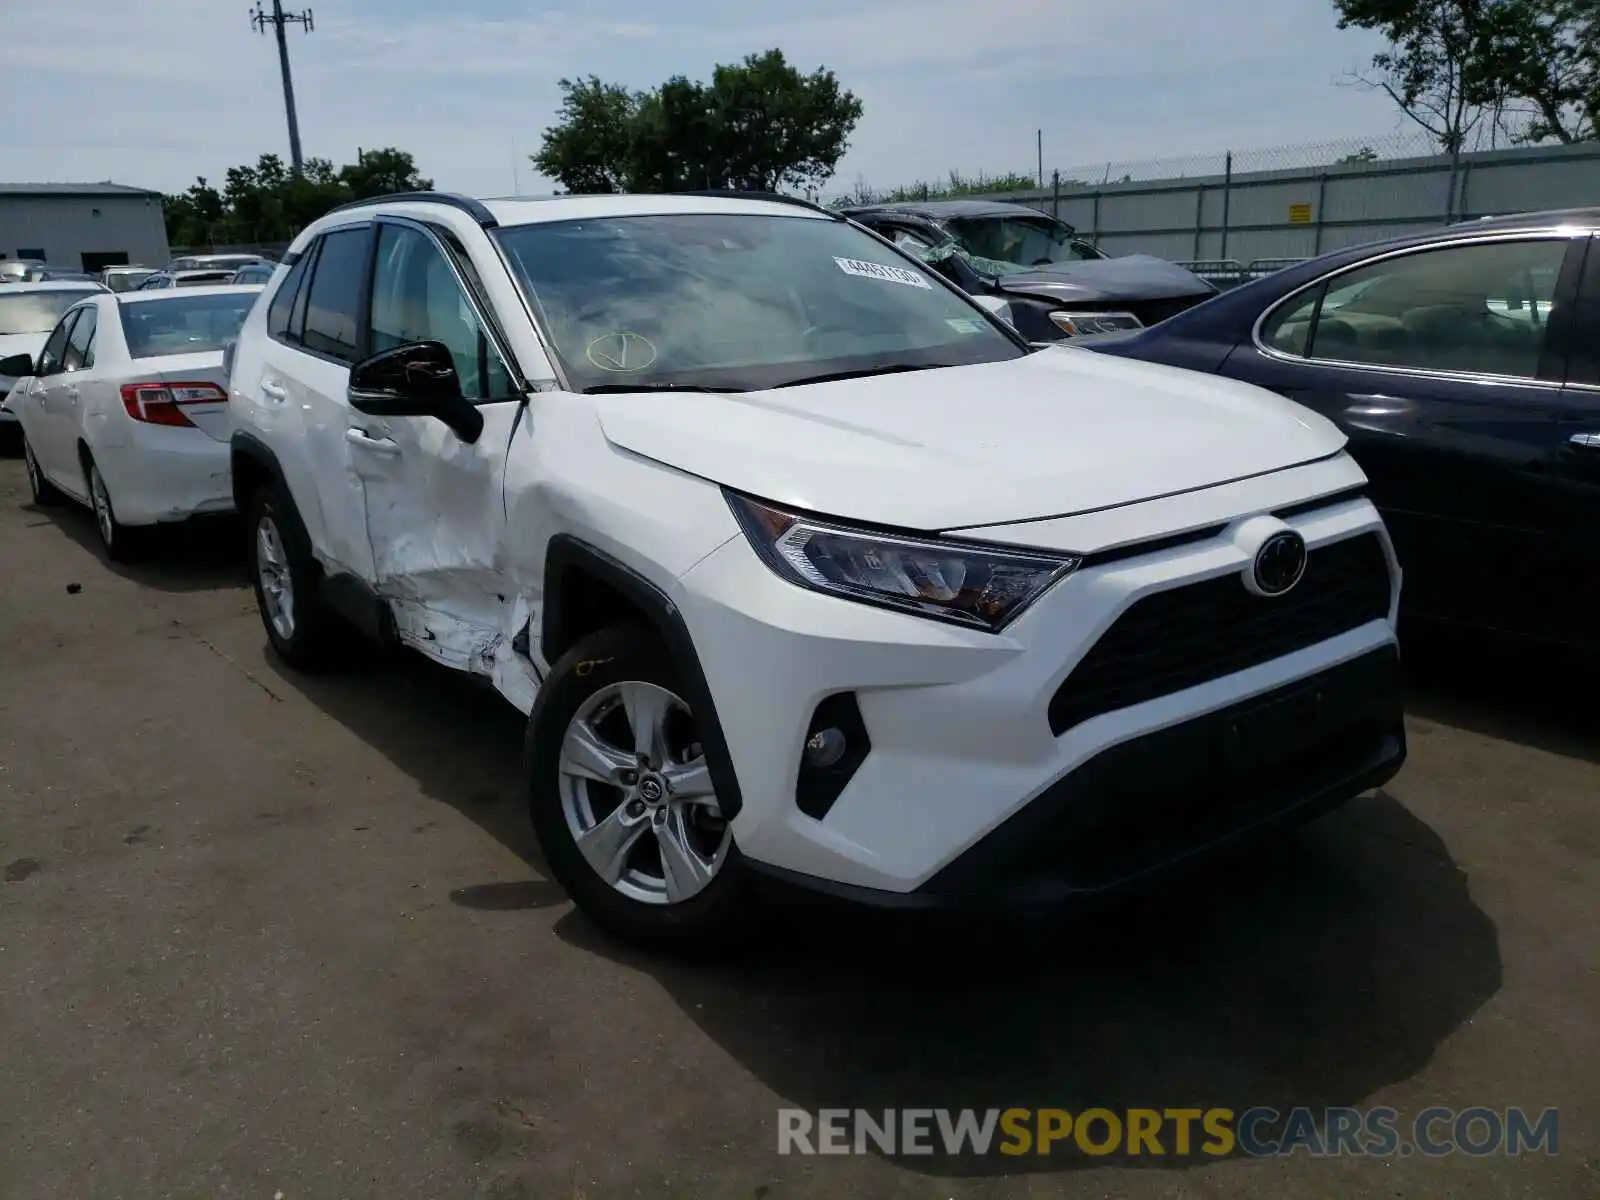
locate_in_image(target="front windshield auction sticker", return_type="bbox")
[834,257,933,289]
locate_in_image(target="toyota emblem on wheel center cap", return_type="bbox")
[638,775,665,804]
[1252,530,1308,596]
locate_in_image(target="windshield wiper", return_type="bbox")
[580,382,747,394]
[772,363,945,389]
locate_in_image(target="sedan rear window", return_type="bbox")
[120,292,259,358]
[0,289,102,335]
[105,270,156,293]
[494,212,1023,391]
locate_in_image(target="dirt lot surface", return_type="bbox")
[0,449,1596,1199]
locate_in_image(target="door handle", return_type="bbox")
[346,428,400,454]
[1570,432,1600,450]
[260,380,288,402]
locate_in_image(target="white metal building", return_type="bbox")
[0,183,170,273]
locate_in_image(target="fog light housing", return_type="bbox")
[805,727,848,769]
[796,693,872,820]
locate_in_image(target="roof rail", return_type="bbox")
[672,189,842,218]
[321,190,498,228]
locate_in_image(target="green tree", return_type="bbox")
[1333,0,1501,155]
[534,50,863,194]
[1488,0,1598,142]
[537,76,641,193]
[162,146,434,247]
[339,147,434,198]
[1332,0,1599,147]
[162,177,227,245]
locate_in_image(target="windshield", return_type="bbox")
[493,212,1023,392]
[119,292,258,358]
[0,289,102,335]
[105,270,156,293]
[944,215,1105,269]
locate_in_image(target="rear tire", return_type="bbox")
[84,454,139,562]
[527,624,761,956]
[22,434,63,507]
[245,482,341,670]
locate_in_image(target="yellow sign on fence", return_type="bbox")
[1288,203,1314,224]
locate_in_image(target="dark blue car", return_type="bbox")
[1086,208,1600,651]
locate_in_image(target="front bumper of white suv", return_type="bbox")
[673,483,1405,907]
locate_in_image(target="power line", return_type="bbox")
[250,1,315,173]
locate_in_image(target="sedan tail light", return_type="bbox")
[120,382,228,427]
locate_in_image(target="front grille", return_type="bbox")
[1047,532,1391,736]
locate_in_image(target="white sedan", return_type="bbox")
[0,280,111,425]
[2,285,262,559]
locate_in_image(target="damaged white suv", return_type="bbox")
[228,191,1406,952]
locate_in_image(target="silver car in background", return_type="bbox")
[101,266,159,293]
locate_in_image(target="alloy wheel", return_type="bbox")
[557,680,730,905]
[255,515,296,640]
[23,439,42,499]
[89,467,114,549]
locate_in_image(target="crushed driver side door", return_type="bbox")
[352,217,541,711]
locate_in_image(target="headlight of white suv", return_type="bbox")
[726,492,1080,632]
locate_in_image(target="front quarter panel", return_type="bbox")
[504,391,743,673]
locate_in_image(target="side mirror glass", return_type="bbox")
[348,340,484,443]
[0,352,34,377]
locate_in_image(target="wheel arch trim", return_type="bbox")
[541,534,746,821]
[229,430,291,514]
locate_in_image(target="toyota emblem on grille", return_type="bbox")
[1252,531,1307,596]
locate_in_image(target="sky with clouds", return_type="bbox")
[7,0,1406,199]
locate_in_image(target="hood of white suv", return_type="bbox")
[593,347,1347,530]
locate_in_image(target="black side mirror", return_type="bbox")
[0,352,35,377]
[348,340,484,444]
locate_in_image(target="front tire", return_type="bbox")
[245,482,340,670]
[22,434,62,506]
[527,624,760,955]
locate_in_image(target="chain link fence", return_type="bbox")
[820,131,1600,273]
[823,130,1527,207]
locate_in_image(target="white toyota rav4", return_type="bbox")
[227,191,1406,952]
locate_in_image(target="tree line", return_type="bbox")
[164,49,866,248]
[167,13,1600,249]
[163,148,431,247]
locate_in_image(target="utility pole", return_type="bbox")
[250,1,314,174]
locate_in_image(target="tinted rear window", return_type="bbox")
[300,228,370,361]
[119,293,259,358]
